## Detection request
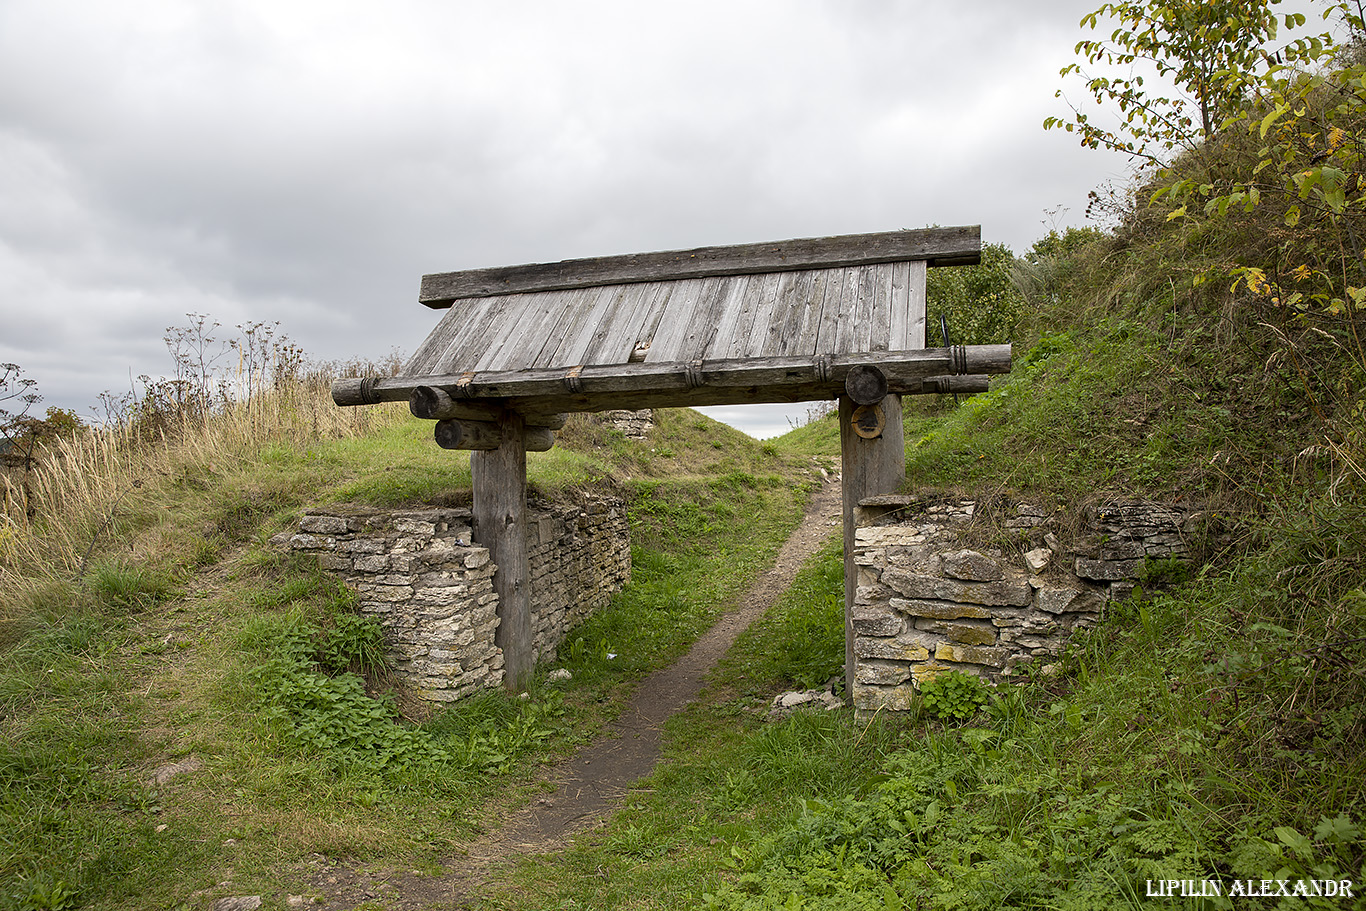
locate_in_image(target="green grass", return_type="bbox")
[0,403,823,910]
[6,132,1366,909]
[471,516,1365,910]
[715,537,845,697]
[480,543,915,911]
[548,470,812,693]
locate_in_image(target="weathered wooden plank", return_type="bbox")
[407,295,497,375]
[646,276,715,363]
[629,281,674,360]
[544,281,625,367]
[854,264,880,353]
[785,269,832,358]
[528,286,593,369]
[449,296,516,372]
[677,275,741,361]
[908,260,928,349]
[810,267,845,356]
[459,294,539,373]
[718,272,769,360]
[530,286,600,368]
[637,278,697,363]
[744,270,790,358]
[756,272,795,358]
[868,262,894,352]
[699,274,754,361]
[420,226,982,306]
[481,288,571,372]
[886,261,907,349]
[825,267,853,357]
[580,282,652,365]
[470,415,533,692]
[831,265,867,356]
[762,271,812,358]
[461,294,522,372]
[472,293,549,372]
[750,273,785,357]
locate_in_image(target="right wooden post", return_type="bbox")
[840,393,906,700]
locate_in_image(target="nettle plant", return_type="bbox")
[918,669,991,722]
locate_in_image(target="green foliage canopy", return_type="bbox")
[1044,0,1320,163]
[926,242,1025,346]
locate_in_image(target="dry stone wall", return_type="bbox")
[526,499,632,664]
[852,495,1199,712]
[602,409,654,440]
[284,498,630,702]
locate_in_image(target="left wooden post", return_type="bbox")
[471,411,533,692]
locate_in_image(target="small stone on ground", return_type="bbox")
[768,688,843,718]
[213,897,262,911]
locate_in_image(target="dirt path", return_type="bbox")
[311,472,843,909]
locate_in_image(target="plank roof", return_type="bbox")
[402,226,978,378]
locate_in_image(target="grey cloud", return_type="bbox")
[1,0,1134,432]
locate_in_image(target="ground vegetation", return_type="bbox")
[4,3,1366,902]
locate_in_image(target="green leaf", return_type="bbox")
[1260,102,1290,139]
[1313,814,1360,845]
[1274,826,1313,859]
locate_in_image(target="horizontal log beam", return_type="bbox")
[333,378,566,426]
[434,418,555,452]
[409,385,566,429]
[921,374,992,395]
[333,345,1010,417]
[419,226,981,307]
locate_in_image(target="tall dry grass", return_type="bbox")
[0,368,402,599]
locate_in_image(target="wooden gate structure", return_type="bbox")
[333,226,1012,693]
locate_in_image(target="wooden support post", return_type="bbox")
[471,411,533,693]
[840,393,906,701]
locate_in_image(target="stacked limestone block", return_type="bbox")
[1074,502,1193,598]
[288,508,504,701]
[527,498,632,663]
[284,498,631,703]
[851,496,1192,713]
[601,408,653,439]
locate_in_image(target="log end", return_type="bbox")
[410,385,452,420]
[845,365,889,405]
[332,377,381,406]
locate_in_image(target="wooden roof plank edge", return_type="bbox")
[332,343,1009,416]
[419,225,981,308]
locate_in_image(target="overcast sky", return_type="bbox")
[0,0,1141,438]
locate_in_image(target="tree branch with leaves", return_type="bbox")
[1045,0,1319,164]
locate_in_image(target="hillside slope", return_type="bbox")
[0,400,832,910]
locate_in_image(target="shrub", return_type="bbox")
[918,669,990,722]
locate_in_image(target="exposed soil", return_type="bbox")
[307,472,844,910]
